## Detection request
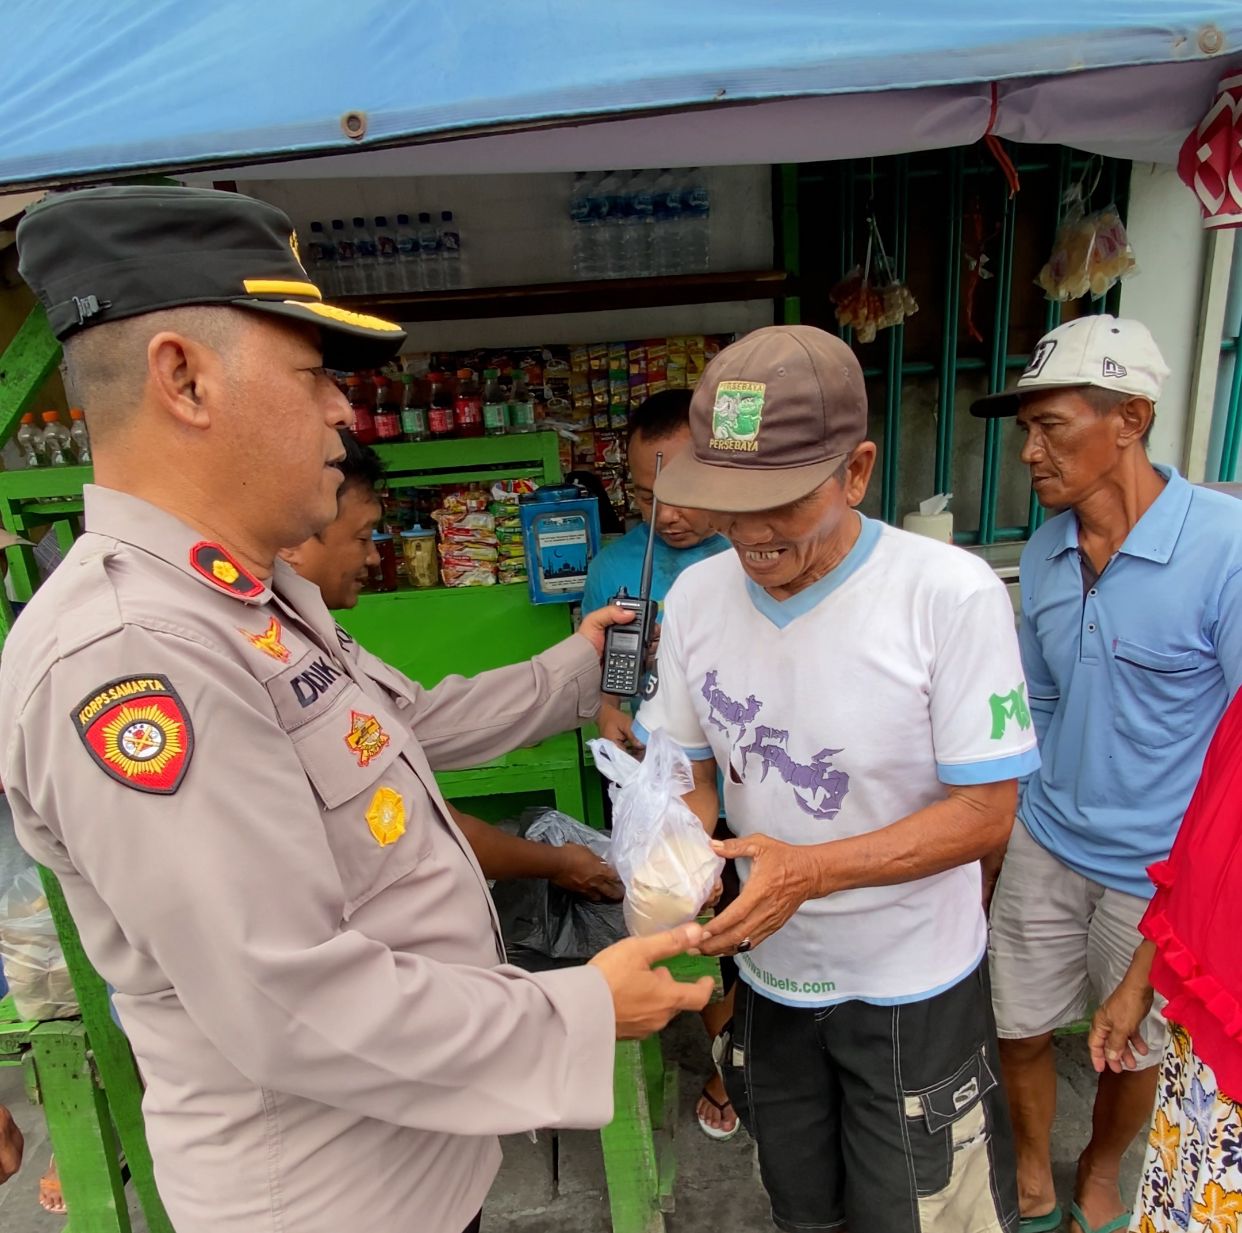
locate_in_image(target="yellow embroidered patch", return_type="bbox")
[212,559,240,585]
[366,786,405,847]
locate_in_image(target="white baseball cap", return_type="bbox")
[971,315,1170,418]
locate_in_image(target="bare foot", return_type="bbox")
[39,1156,66,1215]
[696,1071,738,1135]
[1071,1156,1126,1233]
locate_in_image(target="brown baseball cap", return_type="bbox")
[654,325,868,513]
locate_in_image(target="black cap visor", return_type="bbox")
[232,298,406,371]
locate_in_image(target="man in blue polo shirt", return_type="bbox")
[973,316,1242,1233]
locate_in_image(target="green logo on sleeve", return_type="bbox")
[989,685,1032,741]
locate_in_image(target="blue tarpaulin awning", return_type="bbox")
[2,1,1241,187]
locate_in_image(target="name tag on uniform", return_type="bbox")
[266,648,350,731]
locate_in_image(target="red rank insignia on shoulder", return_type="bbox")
[71,676,194,795]
[189,541,265,599]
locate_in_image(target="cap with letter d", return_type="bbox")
[970,314,1169,418]
[15,185,406,371]
[654,325,869,513]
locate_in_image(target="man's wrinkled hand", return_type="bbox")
[0,1104,23,1186]
[1088,978,1154,1074]
[699,834,816,956]
[552,843,624,901]
[590,923,715,1039]
[577,602,636,656]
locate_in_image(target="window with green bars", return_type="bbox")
[777,146,1132,546]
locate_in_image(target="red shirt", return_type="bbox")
[1141,687,1242,1100]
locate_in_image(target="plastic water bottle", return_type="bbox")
[681,169,711,272]
[621,170,655,277]
[651,169,683,275]
[569,172,601,280]
[304,221,333,294]
[331,219,356,293]
[41,411,70,466]
[482,368,508,436]
[439,211,462,288]
[352,217,379,294]
[596,171,628,279]
[69,408,91,464]
[395,213,420,291]
[16,412,43,467]
[373,216,398,293]
[417,212,444,291]
[508,369,537,434]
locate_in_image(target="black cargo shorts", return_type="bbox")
[718,960,1019,1233]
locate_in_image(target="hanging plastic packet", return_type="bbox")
[589,729,723,938]
[830,212,918,343]
[1037,182,1138,302]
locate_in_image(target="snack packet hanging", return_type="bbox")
[589,729,723,938]
[1037,189,1137,302]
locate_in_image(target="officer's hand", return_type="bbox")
[0,1104,23,1185]
[590,924,714,1039]
[577,602,636,656]
[551,843,624,901]
[599,701,640,752]
[699,834,816,956]
[1088,976,1154,1074]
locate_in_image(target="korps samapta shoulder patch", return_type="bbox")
[71,676,194,794]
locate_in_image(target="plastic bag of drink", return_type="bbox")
[589,728,723,937]
[0,866,78,1021]
[1037,191,1138,302]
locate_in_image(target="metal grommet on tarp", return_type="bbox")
[1199,25,1225,54]
[340,111,368,140]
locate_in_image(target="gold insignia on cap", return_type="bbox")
[290,230,301,262]
[294,301,405,333]
[243,278,323,300]
[365,786,405,847]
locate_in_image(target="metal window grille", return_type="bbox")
[777,146,1131,545]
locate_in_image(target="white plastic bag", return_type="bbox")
[589,728,723,937]
[0,865,78,1021]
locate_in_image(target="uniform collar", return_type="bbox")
[83,484,274,605]
[1045,465,1192,566]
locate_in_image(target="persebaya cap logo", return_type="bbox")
[709,381,766,453]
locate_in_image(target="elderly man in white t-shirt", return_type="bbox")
[634,325,1040,1233]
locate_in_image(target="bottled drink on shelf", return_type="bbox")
[346,375,378,445]
[453,368,484,438]
[569,171,602,280]
[41,411,70,466]
[620,170,655,278]
[439,211,462,288]
[651,168,683,276]
[507,369,537,434]
[395,213,420,291]
[399,373,430,441]
[373,375,402,442]
[16,412,43,467]
[417,212,444,291]
[427,370,456,439]
[331,219,355,293]
[352,217,379,294]
[681,168,711,272]
[595,171,626,279]
[373,216,399,294]
[482,368,508,436]
[69,408,92,464]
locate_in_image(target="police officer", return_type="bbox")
[0,186,712,1233]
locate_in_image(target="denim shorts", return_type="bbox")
[719,961,1019,1233]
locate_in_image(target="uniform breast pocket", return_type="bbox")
[1111,639,1203,748]
[290,685,430,918]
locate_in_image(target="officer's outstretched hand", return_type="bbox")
[590,923,714,1039]
[576,602,636,656]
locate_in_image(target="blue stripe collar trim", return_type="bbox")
[743,514,882,630]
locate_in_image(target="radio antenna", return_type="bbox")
[637,452,662,602]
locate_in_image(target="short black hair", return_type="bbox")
[338,429,386,495]
[628,388,692,443]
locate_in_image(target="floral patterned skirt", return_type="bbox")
[1132,1025,1242,1233]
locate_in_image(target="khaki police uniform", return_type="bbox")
[0,485,616,1231]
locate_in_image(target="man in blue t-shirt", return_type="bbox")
[582,390,736,1140]
[583,390,728,749]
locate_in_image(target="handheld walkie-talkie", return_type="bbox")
[601,453,663,699]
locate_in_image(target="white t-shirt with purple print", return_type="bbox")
[634,515,1039,1008]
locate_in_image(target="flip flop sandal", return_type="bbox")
[696,1084,741,1142]
[1020,1206,1064,1233]
[1069,1202,1132,1233]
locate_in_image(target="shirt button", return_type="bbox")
[1088,623,1097,632]
[1089,589,1098,597]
